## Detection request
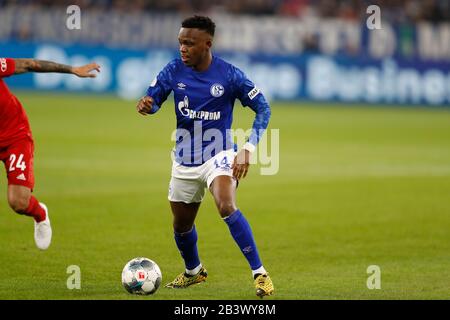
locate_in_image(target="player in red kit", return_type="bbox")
[0,58,100,250]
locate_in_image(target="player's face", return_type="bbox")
[178,28,212,69]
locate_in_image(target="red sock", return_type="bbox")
[24,196,46,223]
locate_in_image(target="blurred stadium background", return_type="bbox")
[1,0,450,103]
[0,0,449,299]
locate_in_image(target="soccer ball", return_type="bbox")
[121,257,162,295]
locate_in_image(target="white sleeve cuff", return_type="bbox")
[242,142,256,153]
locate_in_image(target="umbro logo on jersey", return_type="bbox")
[16,173,26,181]
[177,82,186,90]
[0,58,7,72]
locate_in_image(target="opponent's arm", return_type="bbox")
[13,59,100,77]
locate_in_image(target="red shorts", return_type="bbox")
[0,137,35,189]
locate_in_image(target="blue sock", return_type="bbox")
[174,225,201,270]
[224,209,263,270]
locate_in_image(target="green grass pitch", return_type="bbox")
[0,92,449,300]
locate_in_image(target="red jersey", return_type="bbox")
[0,58,32,146]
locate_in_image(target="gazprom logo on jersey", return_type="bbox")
[178,96,221,121]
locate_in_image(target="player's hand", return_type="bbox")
[137,96,154,115]
[72,63,101,78]
[232,149,251,181]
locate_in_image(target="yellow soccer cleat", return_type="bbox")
[255,273,274,298]
[165,267,208,288]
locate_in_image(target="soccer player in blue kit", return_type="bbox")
[136,16,274,297]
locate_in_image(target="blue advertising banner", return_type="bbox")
[2,41,449,106]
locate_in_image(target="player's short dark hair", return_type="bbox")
[181,15,216,37]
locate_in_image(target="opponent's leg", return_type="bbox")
[209,175,274,297]
[165,201,207,288]
[2,137,51,249]
[8,185,52,250]
[8,185,42,220]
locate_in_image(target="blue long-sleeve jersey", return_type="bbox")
[146,55,271,166]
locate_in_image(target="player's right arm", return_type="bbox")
[13,59,100,77]
[136,60,177,116]
[136,96,154,116]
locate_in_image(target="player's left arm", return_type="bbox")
[231,69,271,180]
[13,59,100,77]
[233,93,271,180]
